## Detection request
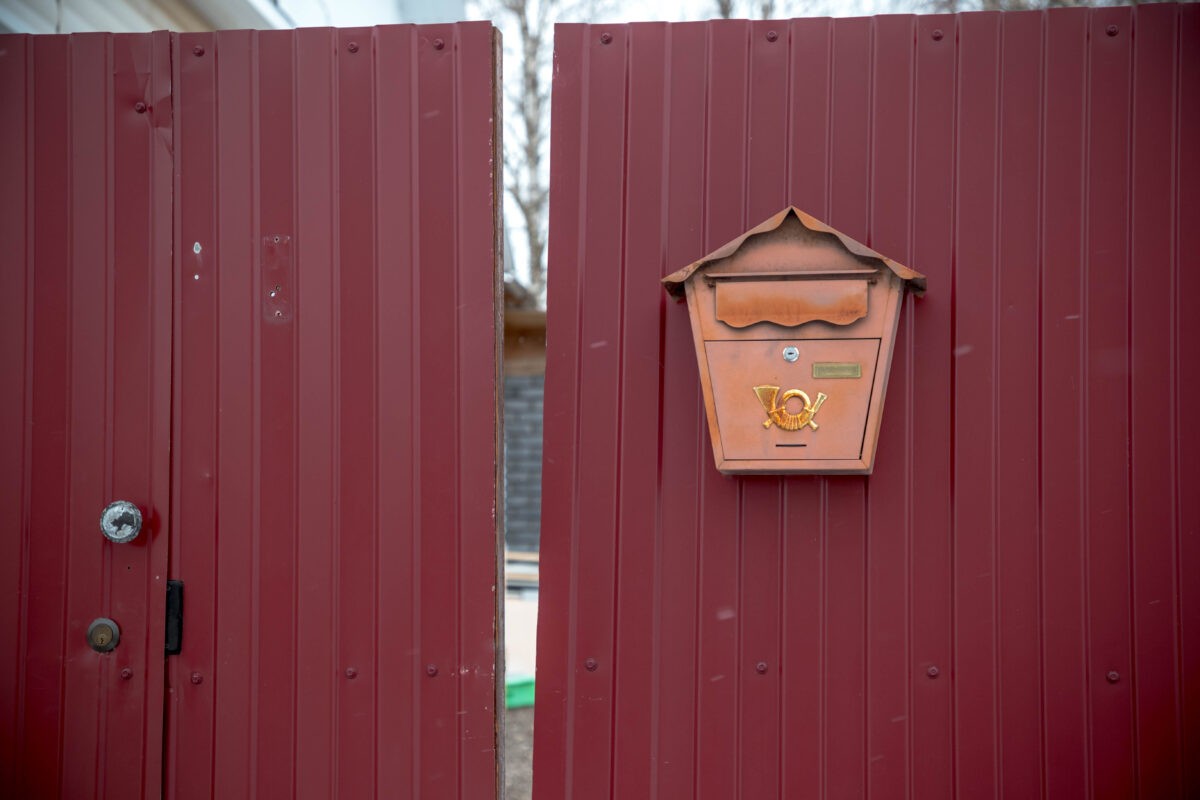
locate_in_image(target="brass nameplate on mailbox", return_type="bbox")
[812,362,861,379]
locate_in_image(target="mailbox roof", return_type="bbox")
[662,206,927,298]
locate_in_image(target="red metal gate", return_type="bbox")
[165,24,501,799]
[0,32,173,799]
[1,23,501,799]
[535,6,1199,798]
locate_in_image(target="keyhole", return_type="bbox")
[87,618,120,652]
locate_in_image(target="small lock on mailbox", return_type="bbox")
[663,207,926,475]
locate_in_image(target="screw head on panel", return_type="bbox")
[755,661,768,674]
[193,45,205,57]
[120,668,134,680]
[1106,25,1119,37]
[585,658,598,672]
[347,41,359,53]
[190,672,203,685]
[931,29,944,41]
[766,30,779,42]
[927,666,940,678]
[1106,670,1120,683]
[426,664,439,677]
[134,102,147,114]
[433,38,445,50]
[599,32,613,45]
[346,667,358,679]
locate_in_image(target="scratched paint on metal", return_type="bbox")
[164,25,501,799]
[534,7,1199,799]
[0,32,174,798]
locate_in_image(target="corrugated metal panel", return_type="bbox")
[534,6,1199,798]
[0,32,173,798]
[165,24,501,799]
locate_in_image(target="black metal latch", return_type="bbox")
[165,580,183,655]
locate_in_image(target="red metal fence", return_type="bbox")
[1,23,501,799]
[535,6,1200,798]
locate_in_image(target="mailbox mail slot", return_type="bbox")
[663,207,926,475]
[714,279,869,328]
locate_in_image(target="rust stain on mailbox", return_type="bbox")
[663,206,926,474]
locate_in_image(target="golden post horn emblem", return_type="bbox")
[753,386,829,431]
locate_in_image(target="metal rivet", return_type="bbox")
[134,102,147,114]
[1106,24,1119,37]
[426,663,438,677]
[193,45,205,57]
[433,38,445,50]
[1106,670,1120,683]
[766,30,778,42]
[755,661,768,674]
[120,668,133,680]
[193,242,202,254]
[190,672,203,685]
[927,666,940,678]
[585,658,598,672]
[193,274,200,281]
[599,32,613,45]
[347,41,359,53]
[345,667,358,679]
[931,29,944,41]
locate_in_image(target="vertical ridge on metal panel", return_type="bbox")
[611,21,667,800]
[657,24,708,799]
[533,22,584,796]
[1039,10,1090,797]
[169,28,218,798]
[169,24,498,800]
[0,29,172,800]
[740,23,788,798]
[782,17,833,800]
[537,7,1199,799]
[1083,6,1136,796]
[696,20,746,800]
[866,15,915,800]
[373,22,419,797]
[1130,6,1186,797]
[740,13,791,784]
[952,10,1001,798]
[335,25,378,800]
[823,18,870,800]
[416,22,460,796]
[993,11,1043,799]
[908,13,955,800]
[1176,4,1200,789]
[0,33,27,792]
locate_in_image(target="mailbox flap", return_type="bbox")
[714,279,869,329]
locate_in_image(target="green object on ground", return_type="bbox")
[506,676,535,709]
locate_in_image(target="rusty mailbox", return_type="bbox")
[663,207,926,474]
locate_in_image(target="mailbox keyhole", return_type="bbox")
[782,346,799,362]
